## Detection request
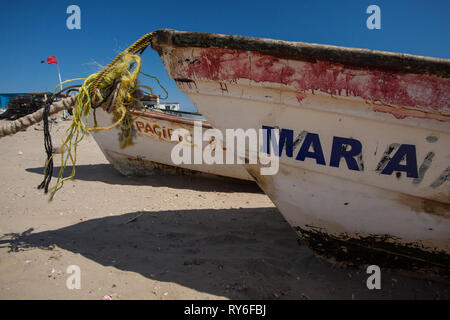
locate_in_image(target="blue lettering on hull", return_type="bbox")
[262,125,422,179]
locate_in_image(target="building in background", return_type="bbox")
[0,93,26,110]
[141,95,180,111]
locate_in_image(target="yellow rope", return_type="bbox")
[140,71,168,100]
[54,78,87,94]
[45,32,167,200]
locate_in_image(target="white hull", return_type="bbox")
[91,108,252,181]
[151,30,450,277]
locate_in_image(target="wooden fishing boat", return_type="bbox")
[91,107,252,181]
[150,29,450,278]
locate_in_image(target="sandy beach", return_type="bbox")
[0,119,448,300]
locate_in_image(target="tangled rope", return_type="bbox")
[0,32,166,200]
[38,32,167,200]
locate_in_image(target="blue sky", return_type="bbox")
[1,0,449,112]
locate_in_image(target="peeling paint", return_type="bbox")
[295,225,450,279]
[372,104,450,122]
[375,143,400,173]
[161,46,450,120]
[104,150,228,179]
[414,152,435,184]
[174,78,198,90]
[296,93,306,103]
[152,30,450,120]
[430,167,450,188]
[292,130,307,152]
[356,152,364,172]
[426,135,439,143]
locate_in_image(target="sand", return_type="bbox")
[0,119,448,300]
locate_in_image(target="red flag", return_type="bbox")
[46,56,58,64]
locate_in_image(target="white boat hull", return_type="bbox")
[151,30,450,277]
[90,108,252,181]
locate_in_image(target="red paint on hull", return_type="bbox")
[172,47,450,119]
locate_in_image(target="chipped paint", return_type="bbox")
[292,130,307,152]
[395,192,450,219]
[372,104,450,122]
[430,167,450,188]
[174,78,198,90]
[426,135,439,143]
[375,143,400,173]
[152,29,450,120]
[414,152,435,184]
[103,149,232,179]
[295,225,450,279]
[356,151,364,171]
[295,93,306,103]
[161,46,450,121]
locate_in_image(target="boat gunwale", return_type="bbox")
[150,29,450,78]
[131,109,213,129]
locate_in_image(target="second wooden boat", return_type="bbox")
[91,107,252,181]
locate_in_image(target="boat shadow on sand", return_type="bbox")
[25,164,261,194]
[1,208,449,299]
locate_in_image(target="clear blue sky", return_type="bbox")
[1,0,449,112]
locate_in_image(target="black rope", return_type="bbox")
[37,96,54,193]
[37,85,80,193]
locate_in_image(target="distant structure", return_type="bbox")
[0,93,26,109]
[0,92,52,120]
[141,95,180,111]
